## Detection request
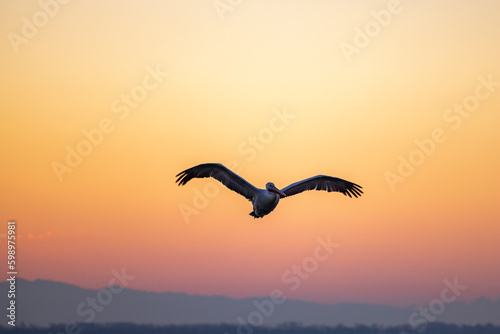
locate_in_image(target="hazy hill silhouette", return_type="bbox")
[3,323,500,334]
[1,278,499,327]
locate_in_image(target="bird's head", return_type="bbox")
[266,182,286,198]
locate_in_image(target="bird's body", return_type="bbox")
[250,188,281,218]
[176,163,363,218]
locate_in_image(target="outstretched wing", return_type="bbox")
[176,163,258,201]
[280,175,363,198]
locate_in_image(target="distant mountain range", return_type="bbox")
[1,278,499,327]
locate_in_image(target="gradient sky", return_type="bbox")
[1,0,499,308]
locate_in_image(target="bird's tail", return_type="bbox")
[249,211,261,219]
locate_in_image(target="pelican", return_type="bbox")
[176,163,363,218]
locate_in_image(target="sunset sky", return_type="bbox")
[1,0,499,309]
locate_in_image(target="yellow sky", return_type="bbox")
[1,0,499,306]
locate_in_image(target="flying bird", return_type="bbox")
[176,163,363,218]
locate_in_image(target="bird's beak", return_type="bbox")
[270,185,286,198]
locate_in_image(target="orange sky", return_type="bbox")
[1,0,499,307]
